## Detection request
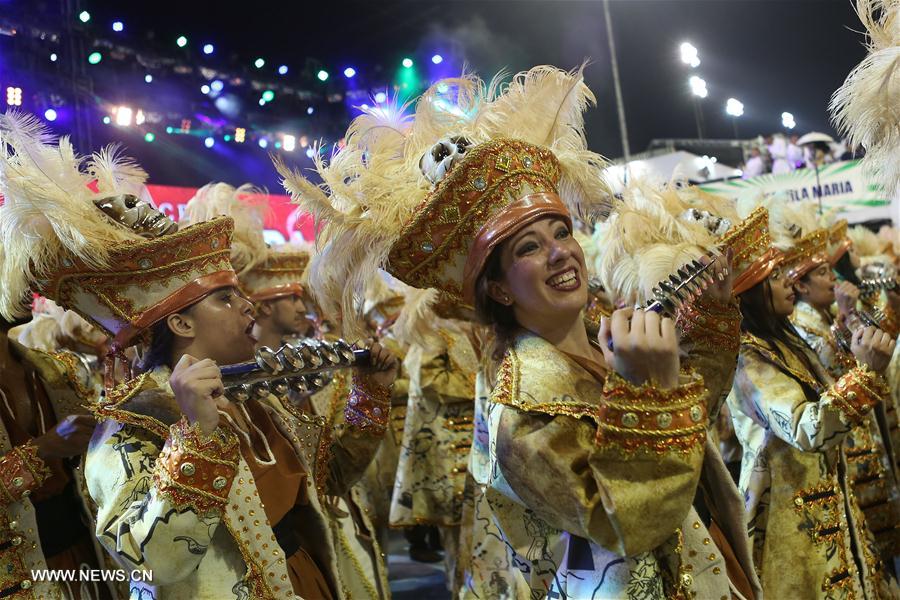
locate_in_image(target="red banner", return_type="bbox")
[146,184,315,244]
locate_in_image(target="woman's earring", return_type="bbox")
[502,295,511,305]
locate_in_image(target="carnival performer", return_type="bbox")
[0,112,398,600]
[778,202,900,571]
[185,181,396,599]
[725,194,896,598]
[280,65,759,599]
[384,284,479,584]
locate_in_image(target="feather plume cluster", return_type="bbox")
[848,224,890,258]
[182,182,268,275]
[0,111,145,320]
[593,179,729,304]
[276,65,611,337]
[768,199,822,250]
[830,0,900,195]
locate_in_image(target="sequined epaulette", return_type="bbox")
[92,372,171,439]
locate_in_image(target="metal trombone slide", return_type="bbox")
[219,338,371,402]
[858,277,898,298]
[604,254,718,350]
[832,308,886,354]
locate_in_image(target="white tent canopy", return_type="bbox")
[604,150,742,193]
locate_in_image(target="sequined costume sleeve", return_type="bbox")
[86,378,240,585]
[322,373,391,496]
[493,367,708,557]
[676,297,742,420]
[732,341,888,452]
[0,442,51,505]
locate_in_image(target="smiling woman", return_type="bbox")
[282,64,759,599]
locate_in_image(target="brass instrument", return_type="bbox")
[220,338,370,401]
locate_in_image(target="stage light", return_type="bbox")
[144,132,155,143]
[103,116,111,125]
[6,87,22,106]
[204,137,215,148]
[50,53,58,62]
[144,74,153,83]
[680,42,700,68]
[203,44,214,55]
[274,142,282,149]
[361,103,369,110]
[235,127,246,143]
[78,11,90,23]
[224,134,232,142]
[689,75,707,98]
[782,111,796,129]
[44,108,57,122]
[299,135,308,148]
[115,106,133,127]
[402,58,413,68]
[262,90,275,102]
[344,67,356,78]
[166,126,174,134]
[306,148,315,158]
[88,52,102,65]
[258,98,266,106]
[112,21,123,32]
[725,98,744,117]
[258,138,269,149]
[307,107,314,115]
[278,65,288,75]
[254,58,265,69]
[317,70,329,82]
[283,135,296,151]
[176,36,188,48]
[374,92,387,103]
[211,80,224,92]
[135,110,145,125]
[201,84,211,95]
[431,54,443,64]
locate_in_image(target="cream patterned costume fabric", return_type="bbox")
[727,332,895,599]
[791,301,900,563]
[88,366,391,599]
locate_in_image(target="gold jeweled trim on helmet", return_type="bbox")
[386,138,561,305]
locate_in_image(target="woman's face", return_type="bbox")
[769,266,796,317]
[182,287,257,364]
[493,216,588,327]
[795,262,835,310]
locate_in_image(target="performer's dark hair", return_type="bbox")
[833,252,861,285]
[474,247,519,363]
[739,277,823,385]
[137,318,175,373]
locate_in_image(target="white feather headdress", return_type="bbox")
[0,111,145,320]
[830,0,900,195]
[277,65,611,337]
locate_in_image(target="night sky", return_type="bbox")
[4,0,868,183]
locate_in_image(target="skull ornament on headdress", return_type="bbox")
[419,136,473,184]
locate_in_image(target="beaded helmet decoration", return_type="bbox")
[831,0,900,197]
[180,182,310,303]
[0,112,237,351]
[769,200,830,281]
[277,65,612,337]
[828,218,852,264]
[722,204,779,296]
[182,182,268,276]
[241,244,311,303]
